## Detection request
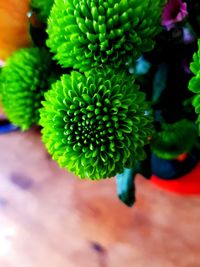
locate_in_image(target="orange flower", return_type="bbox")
[0,0,31,60]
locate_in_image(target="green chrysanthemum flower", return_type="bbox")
[47,0,165,72]
[31,0,55,22]
[1,47,53,130]
[151,120,197,160]
[189,39,200,131]
[40,68,153,180]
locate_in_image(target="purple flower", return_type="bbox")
[162,0,188,30]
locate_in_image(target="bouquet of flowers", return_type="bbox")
[1,0,200,206]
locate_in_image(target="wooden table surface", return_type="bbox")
[0,129,199,267]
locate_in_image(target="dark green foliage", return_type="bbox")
[40,68,153,179]
[1,47,53,130]
[151,120,198,160]
[47,0,165,72]
[31,0,54,22]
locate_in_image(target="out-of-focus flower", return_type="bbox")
[0,0,31,60]
[1,47,53,130]
[162,0,188,30]
[151,120,198,160]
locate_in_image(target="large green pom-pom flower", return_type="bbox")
[151,120,197,160]
[189,39,200,131]
[1,47,52,130]
[40,68,153,179]
[31,0,55,22]
[47,0,165,72]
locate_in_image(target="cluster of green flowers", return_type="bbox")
[0,0,166,179]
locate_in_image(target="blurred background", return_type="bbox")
[0,129,200,267]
